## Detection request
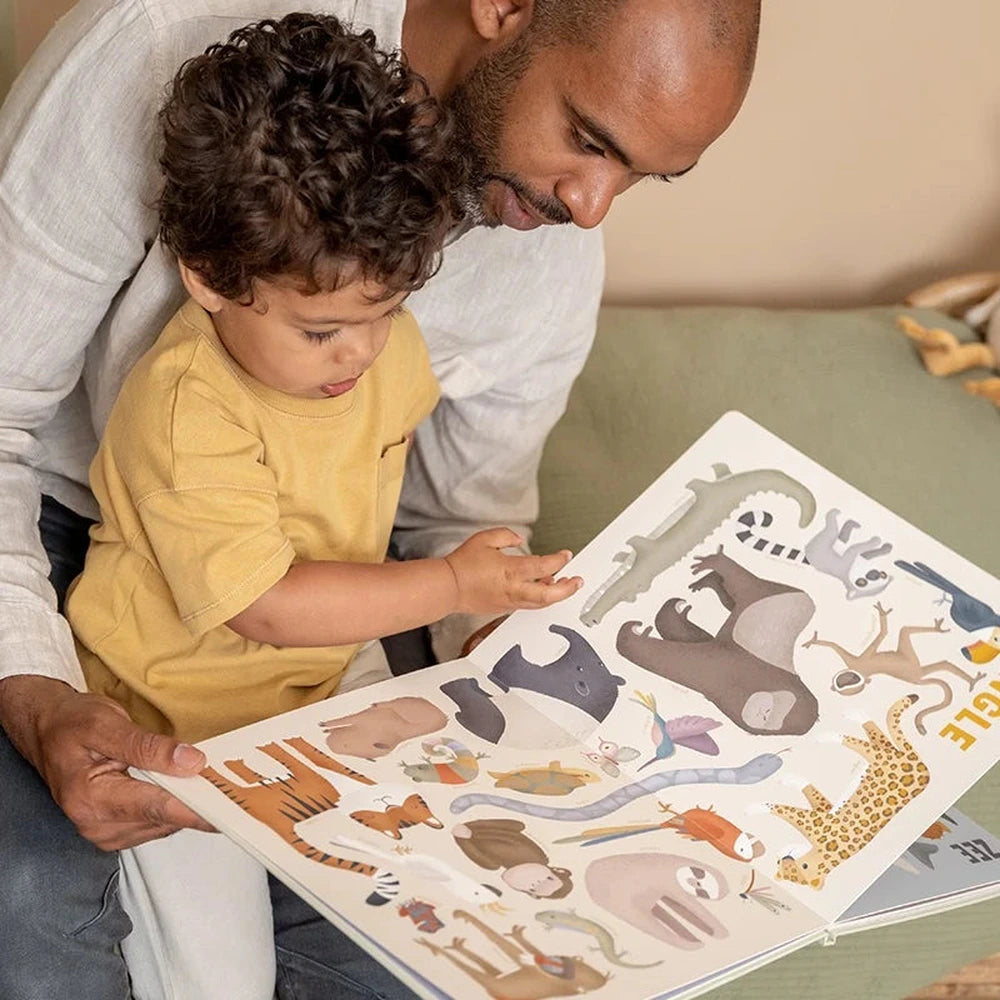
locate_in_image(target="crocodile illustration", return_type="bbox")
[580,464,816,626]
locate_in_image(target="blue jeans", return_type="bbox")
[0,496,420,1000]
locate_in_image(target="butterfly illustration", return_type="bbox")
[583,738,641,778]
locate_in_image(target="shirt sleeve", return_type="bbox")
[396,309,441,434]
[0,3,160,687]
[393,225,605,561]
[131,397,294,637]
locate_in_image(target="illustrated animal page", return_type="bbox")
[150,412,1000,1000]
[470,410,1000,923]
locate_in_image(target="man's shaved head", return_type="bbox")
[531,0,760,70]
[446,0,762,228]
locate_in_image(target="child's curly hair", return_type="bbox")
[157,13,457,301]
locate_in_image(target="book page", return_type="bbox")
[837,809,1000,926]
[151,653,824,1000]
[149,410,1000,996]
[470,411,1000,923]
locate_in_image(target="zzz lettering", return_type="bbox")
[950,838,1000,864]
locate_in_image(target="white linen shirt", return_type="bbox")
[0,0,605,689]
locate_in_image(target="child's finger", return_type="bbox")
[514,576,582,607]
[518,549,572,580]
[473,526,525,550]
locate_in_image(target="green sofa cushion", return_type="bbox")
[534,305,1000,999]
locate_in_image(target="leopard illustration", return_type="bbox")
[769,694,929,890]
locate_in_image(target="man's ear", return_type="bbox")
[469,0,533,43]
[178,260,226,313]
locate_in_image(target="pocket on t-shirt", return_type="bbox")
[375,439,409,555]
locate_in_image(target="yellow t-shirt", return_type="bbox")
[68,299,440,742]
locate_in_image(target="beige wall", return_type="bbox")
[603,2,1000,307]
[13,0,61,70]
[7,0,1000,308]
[1,0,14,98]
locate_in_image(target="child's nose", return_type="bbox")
[338,331,378,370]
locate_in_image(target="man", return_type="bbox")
[0,0,759,997]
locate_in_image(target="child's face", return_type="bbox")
[208,276,408,399]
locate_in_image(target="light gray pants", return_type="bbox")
[120,642,393,1000]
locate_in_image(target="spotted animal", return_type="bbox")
[770,695,930,890]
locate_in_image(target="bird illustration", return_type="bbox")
[630,690,721,769]
[895,560,1000,657]
[964,628,1000,665]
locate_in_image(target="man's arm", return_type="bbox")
[0,2,213,846]
[394,222,605,660]
[0,0,161,686]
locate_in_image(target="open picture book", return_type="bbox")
[149,411,1000,1000]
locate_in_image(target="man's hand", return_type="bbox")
[443,527,583,615]
[0,675,214,850]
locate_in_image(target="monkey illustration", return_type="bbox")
[451,819,573,899]
[735,507,893,601]
[803,602,986,734]
[616,547,819,736]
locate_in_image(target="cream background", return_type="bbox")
[7,0,1000,307]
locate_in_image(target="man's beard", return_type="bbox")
[444,34,570,227]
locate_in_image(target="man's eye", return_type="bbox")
[302,329,339,344]
[571,126,604,157]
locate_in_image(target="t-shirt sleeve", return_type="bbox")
[130,395,293,637]
[396,310,441,432]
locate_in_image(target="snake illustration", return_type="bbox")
[535,910,663,969]
[449,755,782,819]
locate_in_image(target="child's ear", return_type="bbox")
[178,260,226,313]
[469,0,533,44]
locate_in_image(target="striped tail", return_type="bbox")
[366,867,401,906]
[735,510,809,563]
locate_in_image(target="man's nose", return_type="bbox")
[555,168,628,229]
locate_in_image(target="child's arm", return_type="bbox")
[226,527,581,647]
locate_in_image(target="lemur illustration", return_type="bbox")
[734,507,893,601]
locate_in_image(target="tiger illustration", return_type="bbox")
[344,788,446,839]
[201,736,441,904]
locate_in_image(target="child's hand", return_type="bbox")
[444,528,583,615]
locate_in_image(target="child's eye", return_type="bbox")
[302,329,339,344]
